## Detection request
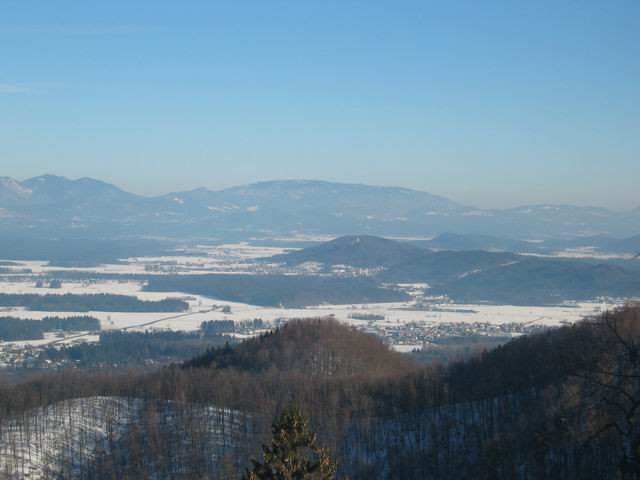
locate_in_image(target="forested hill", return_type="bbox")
[3,307,640,478]
[180,314,604,403]
[428,257,640,305]
[379,249,521,284]
[267,235,427,268]
[263,235,640,305]
[176,307,640,478]
[183,318,415,376]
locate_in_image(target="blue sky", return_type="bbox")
[1,1,638,209]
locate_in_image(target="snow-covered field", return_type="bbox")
[0,239,625,352]
[0,279,615,349]
[0,243,293,276]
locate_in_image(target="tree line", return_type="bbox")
[36,330,234,368]
[0,315,100,341]
[0,293,188,312]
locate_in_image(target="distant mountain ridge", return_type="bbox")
[419,233,539,253]
[1,174,639,239]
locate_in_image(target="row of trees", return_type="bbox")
[0,293,188,312]
[0,316,100,341]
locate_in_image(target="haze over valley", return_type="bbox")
[2,1,640,478]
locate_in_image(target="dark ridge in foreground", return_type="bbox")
[2,306,640,479]
[183,318,415,376]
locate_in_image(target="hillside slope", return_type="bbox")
[184,318,415,377]
[379,249,521,284]
[268,235,427,268]
[431,257,640,304]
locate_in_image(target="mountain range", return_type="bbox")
[1,174,639,239]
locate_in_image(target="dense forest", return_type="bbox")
[0,316,100,341]
[0,237,175,267]
[36,330,234,368]
[0,304,639,478]
[0,293,188,312]
[201,319,246,336]
[429,257,640,305]
[144,274,409,307]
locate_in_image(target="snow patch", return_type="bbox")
[0,177,32,198]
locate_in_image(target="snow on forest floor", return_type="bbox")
[0,396,143,479]
[0,396,251,480]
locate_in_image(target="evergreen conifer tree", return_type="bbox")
[244,406,336,480]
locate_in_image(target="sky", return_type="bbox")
[1,1,638,210]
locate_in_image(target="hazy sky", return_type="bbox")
[1,1,638,209]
